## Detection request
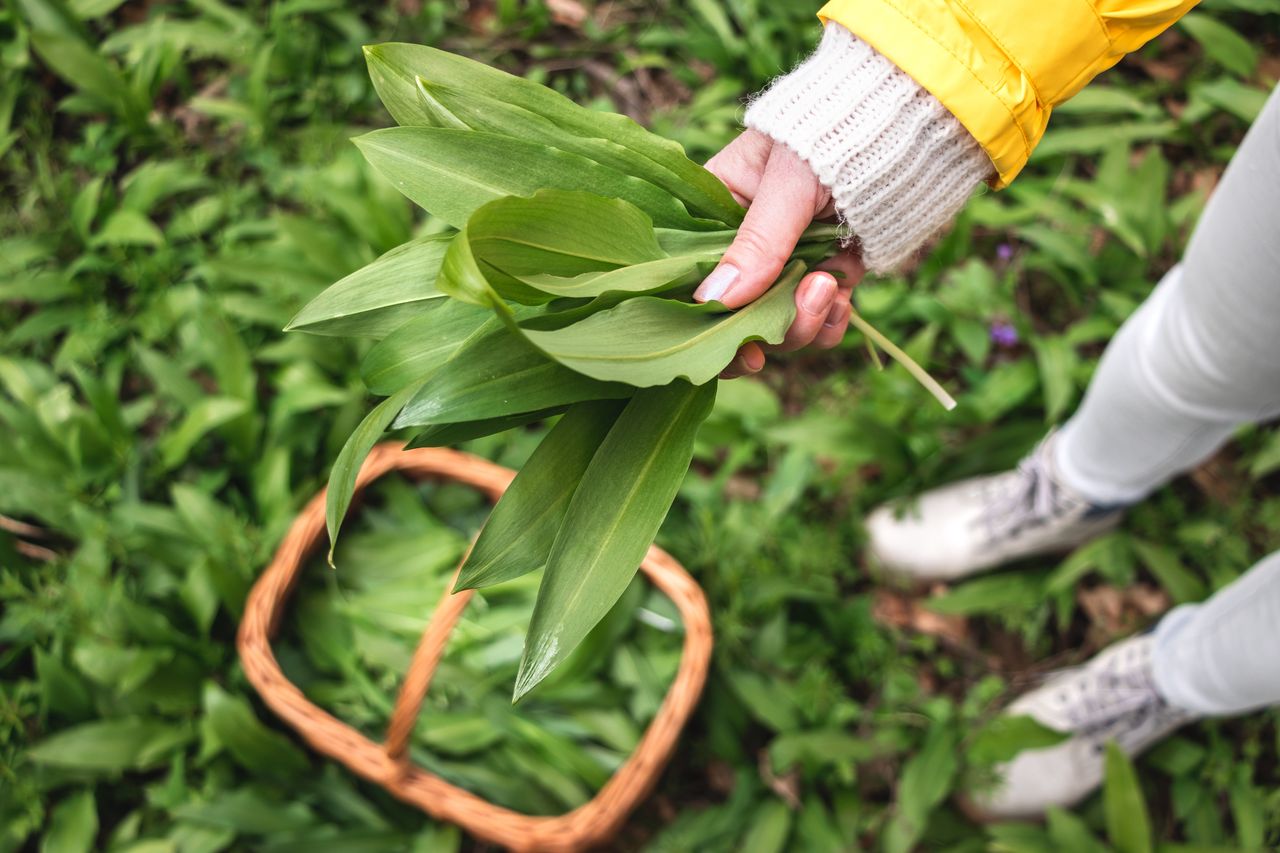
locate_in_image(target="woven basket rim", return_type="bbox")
[237,443,713,852]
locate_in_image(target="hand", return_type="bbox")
[698,130,865,379]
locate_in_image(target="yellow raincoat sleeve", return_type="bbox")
[819,0,1199,187]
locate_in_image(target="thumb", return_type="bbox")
[694,144,824,309]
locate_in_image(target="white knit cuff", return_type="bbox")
[744,23,994,273]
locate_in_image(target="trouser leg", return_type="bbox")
[1152,551,1280,716]
[1053,86,1280,505]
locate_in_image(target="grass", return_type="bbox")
[3,0,1280,850]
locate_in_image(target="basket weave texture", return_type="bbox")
[237,443,714,851]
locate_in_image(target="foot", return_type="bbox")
[865,433,1124,582]
[963,634,1197,820]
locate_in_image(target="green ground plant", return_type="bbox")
[2,0,1279,850]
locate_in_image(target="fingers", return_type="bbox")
[719,341,765,380]
[817,248,866,297]
[813,298,851,349]
[704,130,773,207]
[695,144,826,310]
[766,272,839,354]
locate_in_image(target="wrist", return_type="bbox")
[745,24,993,273]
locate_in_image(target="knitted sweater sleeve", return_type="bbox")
[744,23,993,273]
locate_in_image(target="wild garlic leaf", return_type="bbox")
[413,77,743,226]
[514,380,716,701]
[392,327,630,429]
[284,235,451,338]
[468,191,665,279]
[455,399,625,591]
[364,43,740,225]
[353,127,717,232]
[516,253,713,300]
[360,299,493,395]
[522,261,807,387]
[435,191,669,311]
[405,407,569,448]
[326,381,423,565]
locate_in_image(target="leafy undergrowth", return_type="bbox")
[3,0,1280,850]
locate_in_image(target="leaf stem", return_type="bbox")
[846,309,957,411]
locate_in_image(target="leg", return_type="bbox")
[867,87,1280,582]
[970,551,1280,819]
[1153,550,1280,716]
[1055,87,1280,505]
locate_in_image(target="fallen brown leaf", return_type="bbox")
[547,0,589,28]
[1077,582,1170,641]
[872,588,970,646]
[757,749,802,810]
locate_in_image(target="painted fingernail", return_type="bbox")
[801,275,837,315]
[694,264,740,303]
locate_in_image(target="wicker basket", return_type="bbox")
[238,443,714,851]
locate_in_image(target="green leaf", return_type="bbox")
[1046,807,1109,853]
[326,382,423,563]
[1132,540,1207,605]
[1104,741,1153,853]
[405,407,567,448]
[1033,121,1177,160]
[740,799,793,853]
[92,210,166,247]
[1193,78,1270,123]
[891,725,959,852]
[455,400,625,590]
[26,718,190,773]
[354,127,715,232]
[514,380,716,700]
[471,192,664,273]
[518,254,712,300]
[285,235,452,338]
[360,299,493,395]
[413,77,744,226]
[968,715,1069,765]
[1249,429,1280,478]
[434,191,673,316]
[40,790,97,853]
[202,682,309,781]
[391,326,630,429]
[925,570,1048,616]
[22,28,143,126]
[1179,13,1258,78]
[172,790,318,835]
[1032,335,1078,422]
[364,42,741,224]
[523,261,806,387]
[1228,769,1266,851]
[157,397,249,470]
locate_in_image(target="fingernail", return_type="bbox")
[694,264,740,303]
[744,347,765,372]
[801,275,837,315]
[823,300,848,328]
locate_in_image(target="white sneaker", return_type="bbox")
[865,433,1124,582]
[964,634,1197,820]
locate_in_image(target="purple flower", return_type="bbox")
[990,321,1019,348]
[996,242,1014,262]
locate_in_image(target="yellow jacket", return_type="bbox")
[819,0,1199,187]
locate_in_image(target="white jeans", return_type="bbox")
[1054,86,1280,717]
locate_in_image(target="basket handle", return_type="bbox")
[383,568,476,765]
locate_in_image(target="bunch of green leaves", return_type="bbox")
[5,0,1280,849]
[289,42,949,701]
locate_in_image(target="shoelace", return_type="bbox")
[1042,640,1195,755]
[980,443,1071,544]
[1056,641,1162,730]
